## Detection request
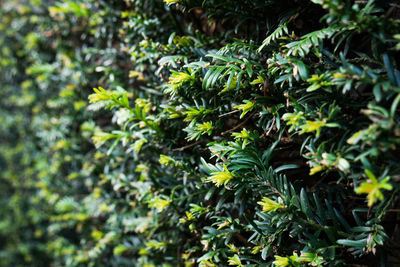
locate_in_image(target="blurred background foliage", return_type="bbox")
[1,0,400,266]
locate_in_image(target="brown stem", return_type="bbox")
[221,112,256,136]
[266,116,276,136]
[387,209,400,213]
[218,109,240,118]
[173,140,202,151]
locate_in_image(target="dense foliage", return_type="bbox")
[1,0,400,266]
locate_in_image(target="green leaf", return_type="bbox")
[300,188,314,219]
[337,239,367,247]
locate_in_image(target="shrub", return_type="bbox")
[1,0,400,266]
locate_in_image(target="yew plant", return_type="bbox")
[1,0,400,266]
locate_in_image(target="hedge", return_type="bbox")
[1,0,400,266]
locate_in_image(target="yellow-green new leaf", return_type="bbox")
[228,254,243,267]
[273,256,290,267]
[355,170,393,207]
[257,197,284,212]
[206,164,235,187]
[234,101,254,119]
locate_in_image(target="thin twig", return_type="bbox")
[173,140,202,151]
[218,109,240,118]
[263,78,269,96]
[220,112,256,136]
[266,116,276,136]
[263,79,272,113]
[387,209,400,213]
